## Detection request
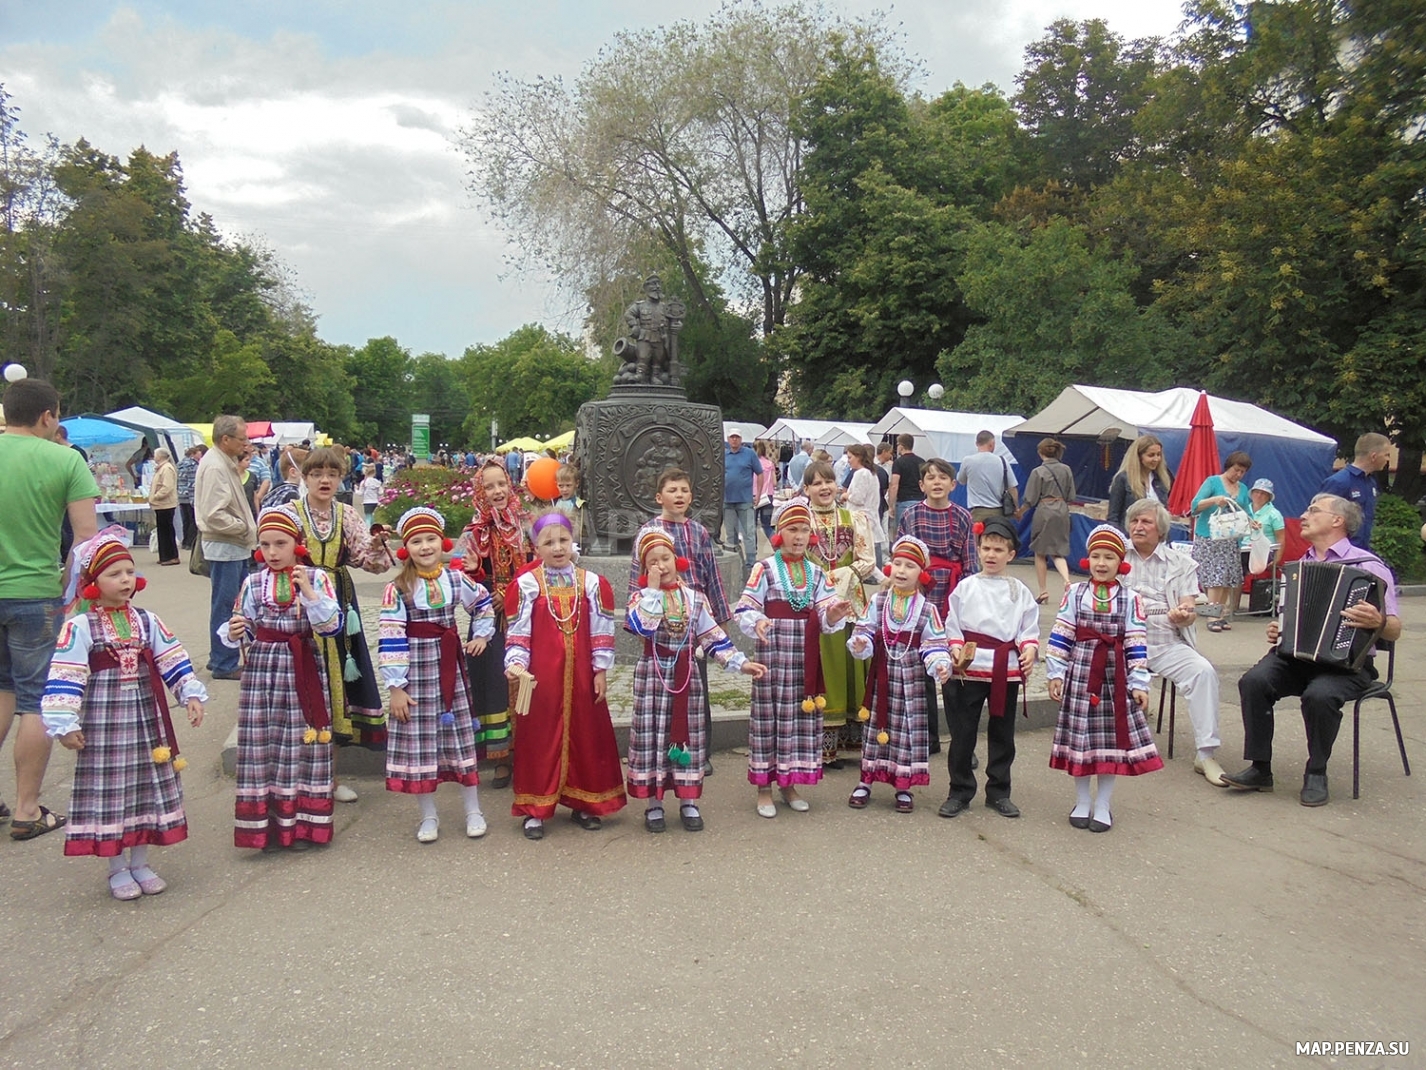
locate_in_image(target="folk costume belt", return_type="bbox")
[645,637,693,749]
[1074,625,1130,749]
[963,630,1021,719]
[254,626,330,732]
[859,630,919,731]
[763,601,826,704]
[407,621,464,711]
[927,555,963,610]
[89,646,182,762]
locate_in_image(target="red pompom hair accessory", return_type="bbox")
[972,522,985,536]
[1118,561,1132,575]
[81,584,100,602]
[676,556,690,572]
[919,571,933,587]
[254,549,266,564]
[134,577,147,593]
[442,537,454,552]
[1079,558,1090,571]
[396,547,410,561]
[770,533,783,548]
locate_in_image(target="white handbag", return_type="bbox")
[1208,497,1252,541]
[1247,527,1273,574]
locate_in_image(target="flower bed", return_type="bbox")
[374,466,540,536]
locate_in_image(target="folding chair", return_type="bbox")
[1352,639,1410,800]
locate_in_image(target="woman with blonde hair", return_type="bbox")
[1107,434,1172,532]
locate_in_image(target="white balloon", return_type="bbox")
[2,363,27,382]
[927,383,945,399]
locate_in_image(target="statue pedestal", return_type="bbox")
[574,386,724,554]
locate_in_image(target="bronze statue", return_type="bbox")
[613,273,685,386]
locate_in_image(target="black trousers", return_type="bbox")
[155,507,179,562]
[179,502,197,549]
[1239,650,1376,774]
[923,677,946,754]
[946,680,1018,802]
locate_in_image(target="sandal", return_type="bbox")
[1207,619,1231,633]
[9,805,66,841]
[894,792,914,814]
[848,786,871,809]
[1035,592,1049,605]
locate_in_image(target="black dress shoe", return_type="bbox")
[1088,812,1112,833]
[644,810,666,833]
[1222,766,1274,792]
[680,808,704,832]
[1300,773,1329,807]
[937,796,970,818]
[986,797,1021,818]
[522,819,544,841]
[571,811,602,831]
[1068,811,1091,830]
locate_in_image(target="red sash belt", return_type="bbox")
[962,630,1020,718]
[408,621,462,711]
[860,630,919,729]
[927,555,964,611]
[1074,625,1130,749]
[254,627,330,731]
[90,646,181,760]
[645,638,693,745]
[764,600,826,700]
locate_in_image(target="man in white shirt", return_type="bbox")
[957,430,1017,523]
[1123,498,1227,786]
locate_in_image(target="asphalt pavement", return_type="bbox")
[1,555,1422,1068]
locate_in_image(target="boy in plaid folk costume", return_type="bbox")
[222,506,345,850]
[626,467,729,777]
[939,517,1041,821]
[735,502,854,819]
[42,533,207,900]
[626,529,766,833]
[1047,524,1161,833]
[378,507,495,843]
[846,535,952,814]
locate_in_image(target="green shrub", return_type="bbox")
[1369,493,1423,579]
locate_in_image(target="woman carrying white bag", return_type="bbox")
[1189,452,1255,631]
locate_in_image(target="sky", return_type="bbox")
[0,0,1190,358]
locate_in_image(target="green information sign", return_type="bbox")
[411,413,430,460]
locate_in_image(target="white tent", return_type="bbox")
[868,407,1024,466]
[723,420,768,441]
[105,405,203,454]
[764,418,846,448]
[271,421,317,445]
[819,422,875,448]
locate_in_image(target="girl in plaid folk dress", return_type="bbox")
[735,503,853,819]
[42,534,207,901]
[625,529,765,833]
[222,507,345,850]
[378,507,495,843]
[1047,524,1161,833]
[846,536,952,813]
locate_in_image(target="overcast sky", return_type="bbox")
[0,0,1189,358]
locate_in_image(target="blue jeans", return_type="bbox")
[0,598,63,712]
[894,499,921,536]
[207,557,247,673]
[723,501,758,568]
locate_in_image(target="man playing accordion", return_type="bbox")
[1223,494,1402,806]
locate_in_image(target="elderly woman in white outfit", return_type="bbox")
[1122,499,1227,787]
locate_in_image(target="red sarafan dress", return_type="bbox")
[503,564,627,820]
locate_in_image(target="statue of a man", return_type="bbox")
[615,273,684,386]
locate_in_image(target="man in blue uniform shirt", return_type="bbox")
[1319,433,1390,549]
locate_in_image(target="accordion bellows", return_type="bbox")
[1278,561,1385,671]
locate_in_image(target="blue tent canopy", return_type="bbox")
[61,416,143,449]
[1003,386,1338,518]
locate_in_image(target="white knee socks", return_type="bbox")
[1071,777,1092,819]
[461,784,482,816]
[1093,774,1116,825]
[418,795,439,821]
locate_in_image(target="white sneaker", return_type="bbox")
[334,783,358,803]
[465,811,487,838]
[416,816,439,843]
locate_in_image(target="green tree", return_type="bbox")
[459,325,609,442]
[940,219,1192,415]
[409,351,470,449]
[344,336,413,447]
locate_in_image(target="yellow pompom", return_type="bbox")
[857,706,871,722]
[151,746,172,764]
[800,698,816,714]
[172,756,188,772]
[302,728,318,745]
[876,730,889,745]
[317,729,332,744]
[814,695,827,711]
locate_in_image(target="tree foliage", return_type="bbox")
[458,324,609,443]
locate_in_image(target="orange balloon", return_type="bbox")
[525,456,562,500]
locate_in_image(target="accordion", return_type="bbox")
[1278,560,1384,671]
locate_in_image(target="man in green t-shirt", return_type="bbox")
[0,378,99,840]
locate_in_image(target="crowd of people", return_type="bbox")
[0,379,1408,904]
